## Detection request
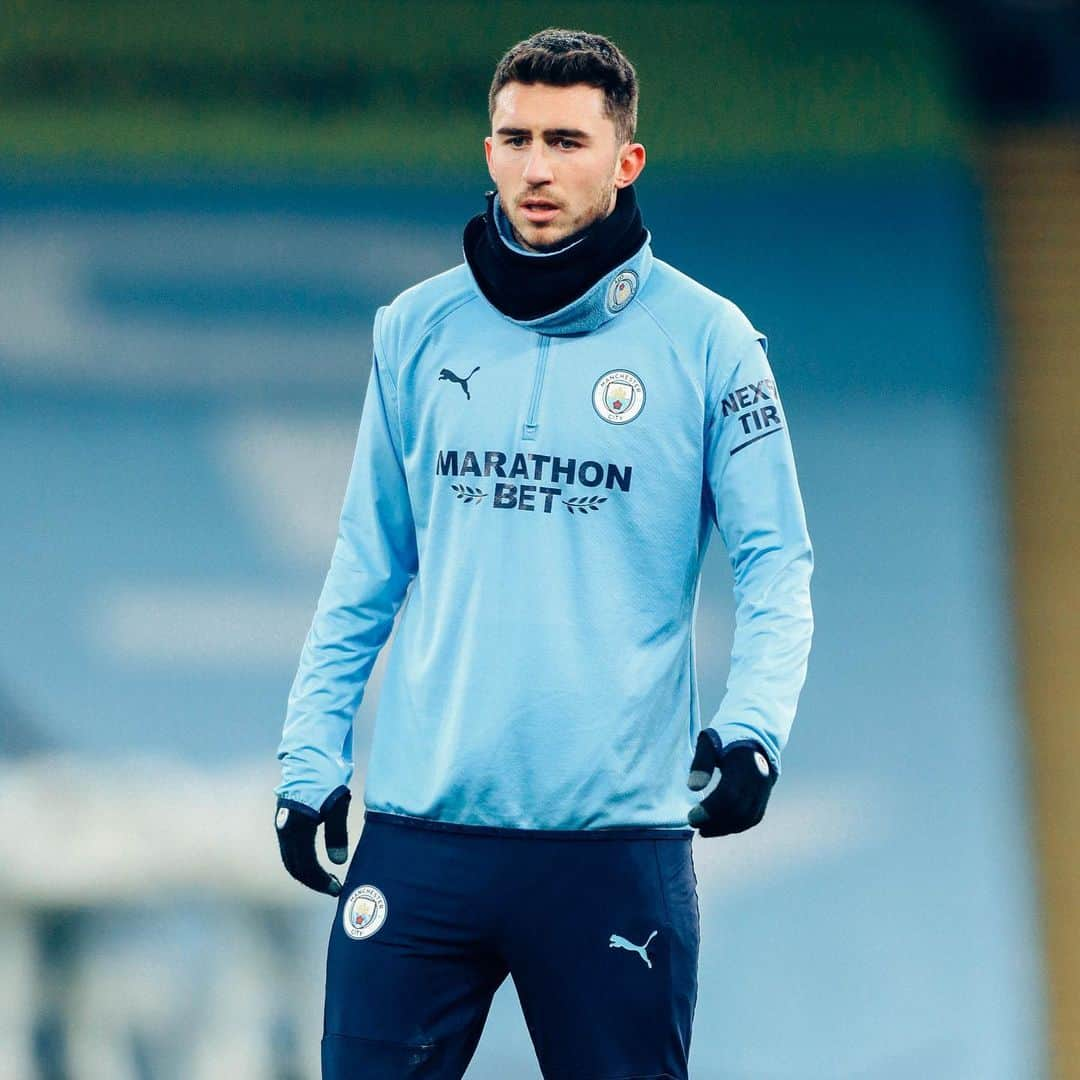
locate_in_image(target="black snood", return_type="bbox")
[462,185,647,322]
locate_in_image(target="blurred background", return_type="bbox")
[0,1,1076,1077]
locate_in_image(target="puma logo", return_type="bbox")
[608,930,658,969]
[439,366,480,400]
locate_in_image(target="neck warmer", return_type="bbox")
[462,184,648,322]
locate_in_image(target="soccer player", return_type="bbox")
[275,27,813,1080]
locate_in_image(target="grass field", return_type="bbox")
[1,1,967,170]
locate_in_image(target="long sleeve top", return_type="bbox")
[277,238,813,830]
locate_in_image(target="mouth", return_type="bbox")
[519,198,561,225]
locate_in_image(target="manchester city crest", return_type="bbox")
[606,269,638,314]
[342,884,388,941]
[592,369,646,425]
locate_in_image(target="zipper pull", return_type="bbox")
[522,335,550,443]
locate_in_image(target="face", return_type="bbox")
[485,82,646,252]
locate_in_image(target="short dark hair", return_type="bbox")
[489,28,639,145]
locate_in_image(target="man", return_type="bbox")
[275,27,813,1080]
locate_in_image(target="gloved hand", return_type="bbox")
[275,785,351,895]
[686,729,776,837]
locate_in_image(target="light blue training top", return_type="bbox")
[276,211,814,830]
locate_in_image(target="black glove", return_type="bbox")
[275,785,351,896]
[686,730,777,837]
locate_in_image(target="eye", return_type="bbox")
[556,139,579,150]
[507,136,528,148]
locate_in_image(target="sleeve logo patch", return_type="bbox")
[721,378,785,454]
[593,369,646,425]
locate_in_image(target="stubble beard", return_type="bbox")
[510,179,619,253]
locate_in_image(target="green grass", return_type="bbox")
[0,1,969,171]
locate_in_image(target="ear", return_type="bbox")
[484,136,496,181]
[614,142,646,188]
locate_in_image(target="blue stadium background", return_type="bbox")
[0,160,1043,1075]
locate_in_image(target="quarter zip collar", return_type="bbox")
[497,241,653,336]
[462,185,652,336]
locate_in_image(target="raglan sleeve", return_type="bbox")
[702,316,814,776]
[275,305,419,811]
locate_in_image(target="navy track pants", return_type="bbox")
[322,811,700,1079]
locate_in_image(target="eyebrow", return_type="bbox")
[495,126,591,140]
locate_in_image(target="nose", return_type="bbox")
[522,145,554,186]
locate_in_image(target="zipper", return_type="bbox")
[521,334,551,442]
